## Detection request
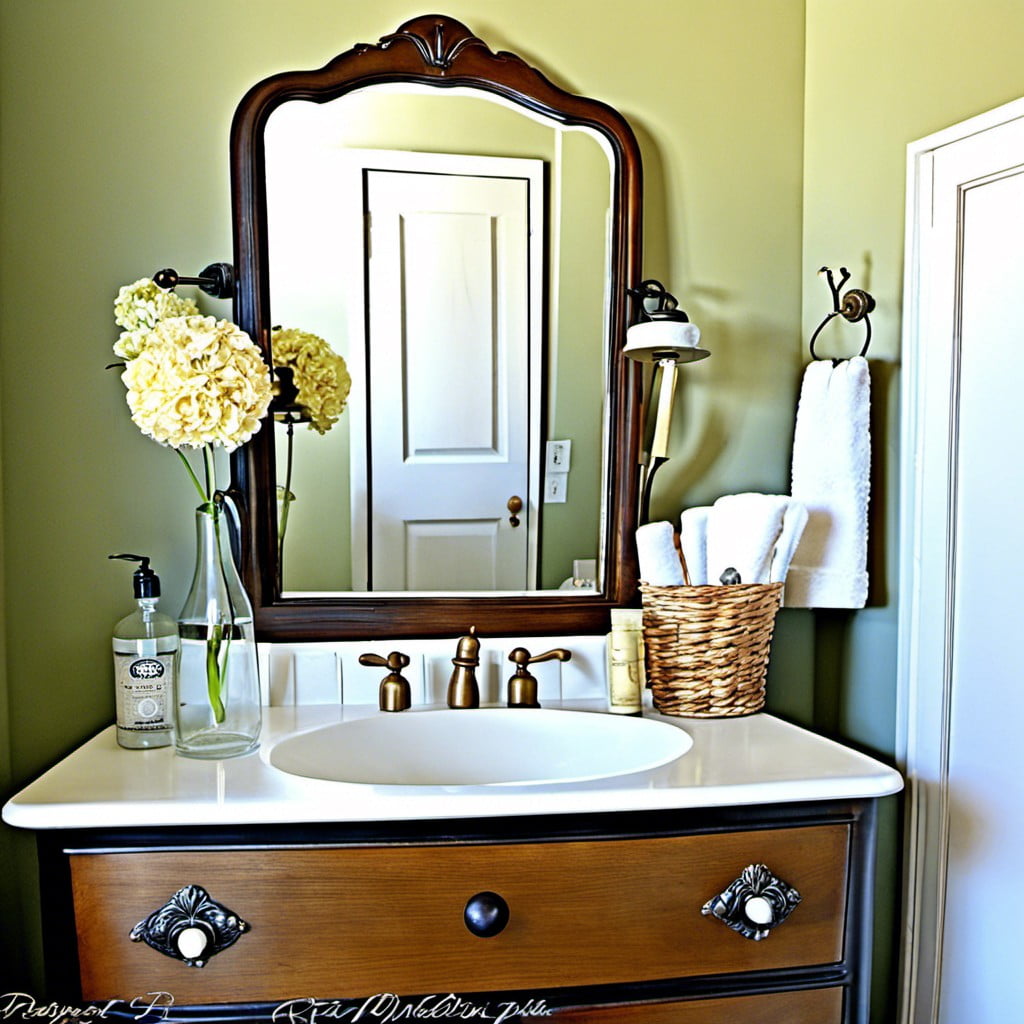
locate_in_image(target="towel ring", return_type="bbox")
[809,267,875,361]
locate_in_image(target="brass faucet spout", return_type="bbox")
[447,627,481,708]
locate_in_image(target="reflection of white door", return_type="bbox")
[899,98,1024,1023]
[363,154,543,591]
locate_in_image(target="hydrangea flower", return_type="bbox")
[121,315,272,452]
[271,327,351,434]
[113,278,200,359]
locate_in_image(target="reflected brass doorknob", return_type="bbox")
[507,495,524,528]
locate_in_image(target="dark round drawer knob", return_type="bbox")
[464,891,510,937]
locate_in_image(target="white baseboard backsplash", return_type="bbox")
[257,635,609,707]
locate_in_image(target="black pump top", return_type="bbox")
[108,553,161,599]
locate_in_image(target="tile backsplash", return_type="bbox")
[257,635,608,707]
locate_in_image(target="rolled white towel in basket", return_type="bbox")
[785,357,871,608]
[636,521,687,585]
[679,506,712,585]
[705,493,790,585]
[770,500,810,585]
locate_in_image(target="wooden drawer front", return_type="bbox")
[552,986,844,1023]
[72,825,848,1003]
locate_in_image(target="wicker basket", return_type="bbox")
[639,581,784,717]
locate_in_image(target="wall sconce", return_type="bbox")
[625,280,709,524]
[153,263,235,300]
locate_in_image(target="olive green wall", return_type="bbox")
[8,0,1017,1008]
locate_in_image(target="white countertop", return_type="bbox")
[1,703,902,831]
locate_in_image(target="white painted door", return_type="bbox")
[899,99,1024,1023]
[363,156,543,591]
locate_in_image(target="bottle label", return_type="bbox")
[607,632,643,713]
[115,654,172,731]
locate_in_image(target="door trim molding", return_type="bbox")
[896,95,1024,1024]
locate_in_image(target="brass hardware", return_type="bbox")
[840,287,875,323]
[701,863,802,941]
[358,651,412,712]
[507,495,523,528]
[447,627,481,708]
[506,646,572,708]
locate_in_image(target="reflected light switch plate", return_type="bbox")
[545,473,568,503]
[546,439,572,472]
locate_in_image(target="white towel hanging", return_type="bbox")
[785,356,871,608]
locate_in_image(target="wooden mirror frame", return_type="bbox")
[228,14,643,641]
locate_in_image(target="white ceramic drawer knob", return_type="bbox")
[743,894,775,926]
[176,926,210,961]
[701,863,802,941]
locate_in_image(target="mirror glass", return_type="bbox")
[229,14,642,640]
[264,85,612,595]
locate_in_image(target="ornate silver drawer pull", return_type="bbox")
[130,884,249,967]
[701,863,801,941]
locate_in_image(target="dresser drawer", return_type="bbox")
[71,824,848,1003]
[552,986,844,1023]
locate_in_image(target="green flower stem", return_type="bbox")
[206,623,227,723]
[210,502,235,725]
[203,445,216,508]
[177,448,211,509]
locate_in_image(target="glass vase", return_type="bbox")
[174,505,262,758]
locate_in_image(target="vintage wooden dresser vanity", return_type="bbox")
[10,705,901,1022]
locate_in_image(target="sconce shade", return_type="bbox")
[624,319,709,364]
[624,279,710,524]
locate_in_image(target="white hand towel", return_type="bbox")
[706,493,790,585]
[636,521,687,586]
[769,500,809,588]
[679,506,712,585]
[785,357,870,608]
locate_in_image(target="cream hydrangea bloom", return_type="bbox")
[113,278,200,360]
[271,327,352,434]
[122,315,272,452]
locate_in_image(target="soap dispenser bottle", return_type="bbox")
[109,553,178,749]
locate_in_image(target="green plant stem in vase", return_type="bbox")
[174,447,261,758]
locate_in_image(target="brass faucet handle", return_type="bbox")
[359,651,412,712]
[509,647,572,667]
[506,647,572,708]
[359,651,411,672]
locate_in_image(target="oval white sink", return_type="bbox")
[269,708,692,786]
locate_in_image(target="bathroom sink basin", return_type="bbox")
[268,708,692,786]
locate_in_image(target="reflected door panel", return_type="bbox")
[363,160,543,590]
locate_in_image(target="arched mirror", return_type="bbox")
[228,14,643,640]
